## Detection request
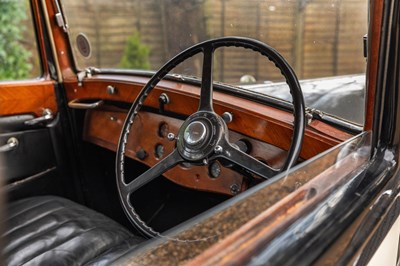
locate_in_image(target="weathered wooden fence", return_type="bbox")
[63,0,367,83]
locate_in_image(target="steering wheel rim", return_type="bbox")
[116,37,306,238]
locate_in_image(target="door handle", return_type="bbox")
[68,99,104,109]
[24,109,54,126]
[0,137,19,152]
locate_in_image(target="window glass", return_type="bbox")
[62,0,367,125]
[0,0,41,81]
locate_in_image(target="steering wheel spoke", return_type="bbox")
[123,149,184,194]
[198,45,215,112]
[216,142,279,179]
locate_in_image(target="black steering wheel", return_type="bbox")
[116,37,306,238]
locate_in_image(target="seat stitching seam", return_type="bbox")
[4,206,66,237]
[20,226,117,265]
[6,198,61,221]
[4,215,74,256]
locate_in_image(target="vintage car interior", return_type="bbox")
[0,0,399,265]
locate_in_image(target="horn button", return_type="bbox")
[183,121,207,147]
[177,112,224,161]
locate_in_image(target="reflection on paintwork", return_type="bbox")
[242,74,365,125]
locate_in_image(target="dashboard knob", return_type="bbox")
[136,148,148,160]
[222,112,233,123]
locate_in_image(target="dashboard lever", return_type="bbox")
[68,99,104,109]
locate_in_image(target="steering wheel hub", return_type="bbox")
[177,112,224,161]
[183,121,207,146]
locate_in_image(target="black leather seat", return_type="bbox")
[2,196,143,265]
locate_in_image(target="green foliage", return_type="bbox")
[0,1,32,80]
[119,32,150,70]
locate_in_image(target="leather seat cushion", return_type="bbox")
[3,196,143,265]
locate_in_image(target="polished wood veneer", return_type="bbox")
[66,75,352,158]
[0,81,57,117]
[84,108,288,195]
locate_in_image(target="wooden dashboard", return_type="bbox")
[65,75,354,195]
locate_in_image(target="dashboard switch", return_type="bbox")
[158,93,170,114]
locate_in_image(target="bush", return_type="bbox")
[0,1,32,80]
[119,32,151,70]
